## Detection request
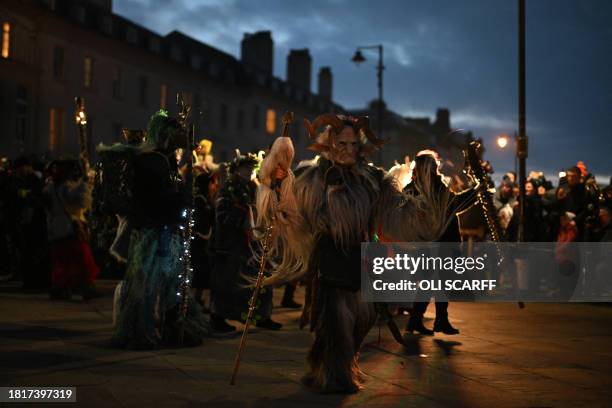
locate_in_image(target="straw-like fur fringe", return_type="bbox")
[306,287,377,392]
[374,172,452,242]
[259,166,320,286]
[259,161,381,286]
[324,175,372,253]
[258,152,452,286]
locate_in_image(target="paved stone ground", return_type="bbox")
[1,280,612,407]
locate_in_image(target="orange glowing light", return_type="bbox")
[496,135,509,149]
[2,22,10,59]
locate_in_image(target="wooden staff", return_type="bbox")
[465,140,524,309]
[176,93,195,345]
[74,96,89,180]
[230,112,294,385]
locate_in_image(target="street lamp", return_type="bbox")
[496,134,509,149]
[517,0,529,242]
[351,45,385,161]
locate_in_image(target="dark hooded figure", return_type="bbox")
[209,153,282,332]
[403,150,479,336]
[6,156,49,290]
[111,110,209,350]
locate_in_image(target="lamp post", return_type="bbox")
[351,45,385,161]
[517,0,528,242]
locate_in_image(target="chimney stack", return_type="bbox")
[241,31,273,75]
[434,108,450,132]
[287,49,312,92]
[318,67,332,101]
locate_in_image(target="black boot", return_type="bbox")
[210,314,236,333]
[433,316,459,335]
[281,284,302,309]
[255,318,283,330]
[406,315,434,335]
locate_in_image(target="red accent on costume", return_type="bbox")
[50,238,99,289]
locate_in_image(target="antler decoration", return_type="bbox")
[176,94,191,127]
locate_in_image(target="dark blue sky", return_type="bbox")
[115,0,612,181]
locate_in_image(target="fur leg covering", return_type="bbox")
[305,286,376,393]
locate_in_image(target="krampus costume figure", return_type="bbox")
[256,114,450,393]
[108,110,209,349]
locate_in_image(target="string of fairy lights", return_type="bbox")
[177,207,195,313]
[176,94,196,324]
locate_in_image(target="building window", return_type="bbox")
[191,55,202,70]
[53,47,64,79]
[1,22,10,59]
[49,108,63,152]
[101,16,112,35]
[209,63,219,77]
[224,69,235,84]
[237,109,244,132]
[266,108,276,135]
[149,37,160,53]
[220,104,228,130]
[138,75,148,107]
[16,85,28,142]
[170,45,182,62]
[83,56,93,88]
[112,66,123,100]
[252,105,260,130]
[126,27,138,44]
[160,84,167,109]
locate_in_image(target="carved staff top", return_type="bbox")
[280,111,294,138]
[74,96,89,180]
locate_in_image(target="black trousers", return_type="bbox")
[413,301,448,318]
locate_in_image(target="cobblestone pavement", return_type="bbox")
[1,280,612,407]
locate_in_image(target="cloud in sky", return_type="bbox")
[114,0,612,178]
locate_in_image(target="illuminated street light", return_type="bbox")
[497,135,509,149]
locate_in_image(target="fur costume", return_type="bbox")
[107,110,210,349]
[257,114,450,393]
[210,152,274,322]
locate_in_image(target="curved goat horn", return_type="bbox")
[304,113,344,139]
[354,116,388,147]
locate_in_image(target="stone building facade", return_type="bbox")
[0,0,340,163]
